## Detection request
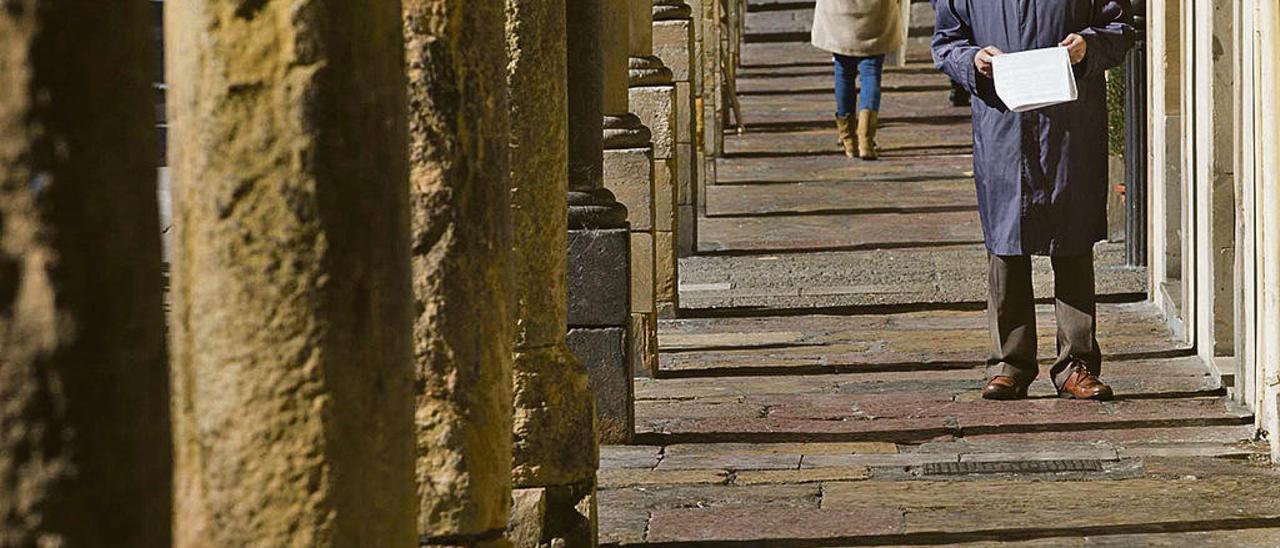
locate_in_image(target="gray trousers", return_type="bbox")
[987,253,1101,388]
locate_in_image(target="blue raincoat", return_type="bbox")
[931,0,1135,256]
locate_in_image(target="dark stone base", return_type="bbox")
[567,327,633,444]
[568,227,630,327]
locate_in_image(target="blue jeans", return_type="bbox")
[833,53,884,116]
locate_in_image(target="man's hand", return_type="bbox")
[1060,33,1087,64]
[974,46,1003,78]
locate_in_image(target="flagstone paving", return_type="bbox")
[597,1,1278,546]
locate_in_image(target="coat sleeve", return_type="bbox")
[1076,0,1136,78]
[931,0,988,99]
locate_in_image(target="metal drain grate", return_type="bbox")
[922,459,1105,476]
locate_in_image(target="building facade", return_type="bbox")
[1145,0,1280,458]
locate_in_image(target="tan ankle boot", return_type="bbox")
[836,114,856,158]
[857,109,879,160]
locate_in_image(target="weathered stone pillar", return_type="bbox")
[630,0,682,322]
[166,2,417,545]
[652,1,701,258]
[592,0,651,443]
[722,0,745,132]
[403,1,515,546]
[504,0,600,545]
[0,3,170,545]
[697,0,723,195]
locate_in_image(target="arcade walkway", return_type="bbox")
[597,1,1280,545]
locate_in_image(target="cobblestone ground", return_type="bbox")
[597,1,1280,546]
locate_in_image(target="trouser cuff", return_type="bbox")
[989,362,1038,385]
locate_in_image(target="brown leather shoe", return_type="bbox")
[1058,368,1114,401]
[982,376,1029,400]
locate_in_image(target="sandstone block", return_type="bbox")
[511,345,597,486]
[631,231,657,313]
[599,469,728,488]
[654,160,677,232]
[600,446,663,469]
[603,146,655,232]
[631,312,659,380]
[652,20,694,80]
[733,467,872,486]
[630,86,677,157]
[675,81,694,144]
[677,141,696,203]
[656,230,680,312]
[569,327,633,444]
[568,228,631,327]
[508,488,549,548]
[509,483,597,548]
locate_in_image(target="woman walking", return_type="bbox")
[931,0,1135,400]
[812,0,903,160]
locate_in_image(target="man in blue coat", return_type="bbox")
[931,0,1135,400]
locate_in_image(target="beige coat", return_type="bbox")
[811,0,903,57]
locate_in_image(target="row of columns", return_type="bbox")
[578,0,747,442]
[0,0,742,545]
[574,0,747,442]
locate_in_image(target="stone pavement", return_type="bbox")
[596,1,1280,546]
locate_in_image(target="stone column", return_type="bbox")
[403,1,515,546]
[0,3,170,545]
[652,1,701,258]
[722,0,745,132]
[590,0,651,443]
[561,0,631,541]
[698,0,723,195]
[505,0,600,545]
[166,2,417,546]
[630,0,682,323]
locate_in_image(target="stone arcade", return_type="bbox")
[10,0,1280,547]
[1,0,738,545]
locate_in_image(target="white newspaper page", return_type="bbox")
[990,46,1079,112]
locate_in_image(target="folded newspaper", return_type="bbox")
[991,46,1079,112]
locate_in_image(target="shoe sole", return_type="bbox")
[982,389,1028,401]
[1056,391,1115,401]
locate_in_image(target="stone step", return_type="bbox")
[697,209,984,254]
[639,364,1221,402]
[724,128,973,159]
[736,70,950,95]
[600,441,1269,490]
[675,245,1146,312]
[716,148,973,184]
[704,179,976,218]
[637,396,1251,445]
[738,88,967,125]
[599,453,1280,545]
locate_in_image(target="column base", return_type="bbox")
[420,530,511,548]
[567,226,633,445]
[512,344,597,486]
[509,482,597,548]
[567,326,633,444]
